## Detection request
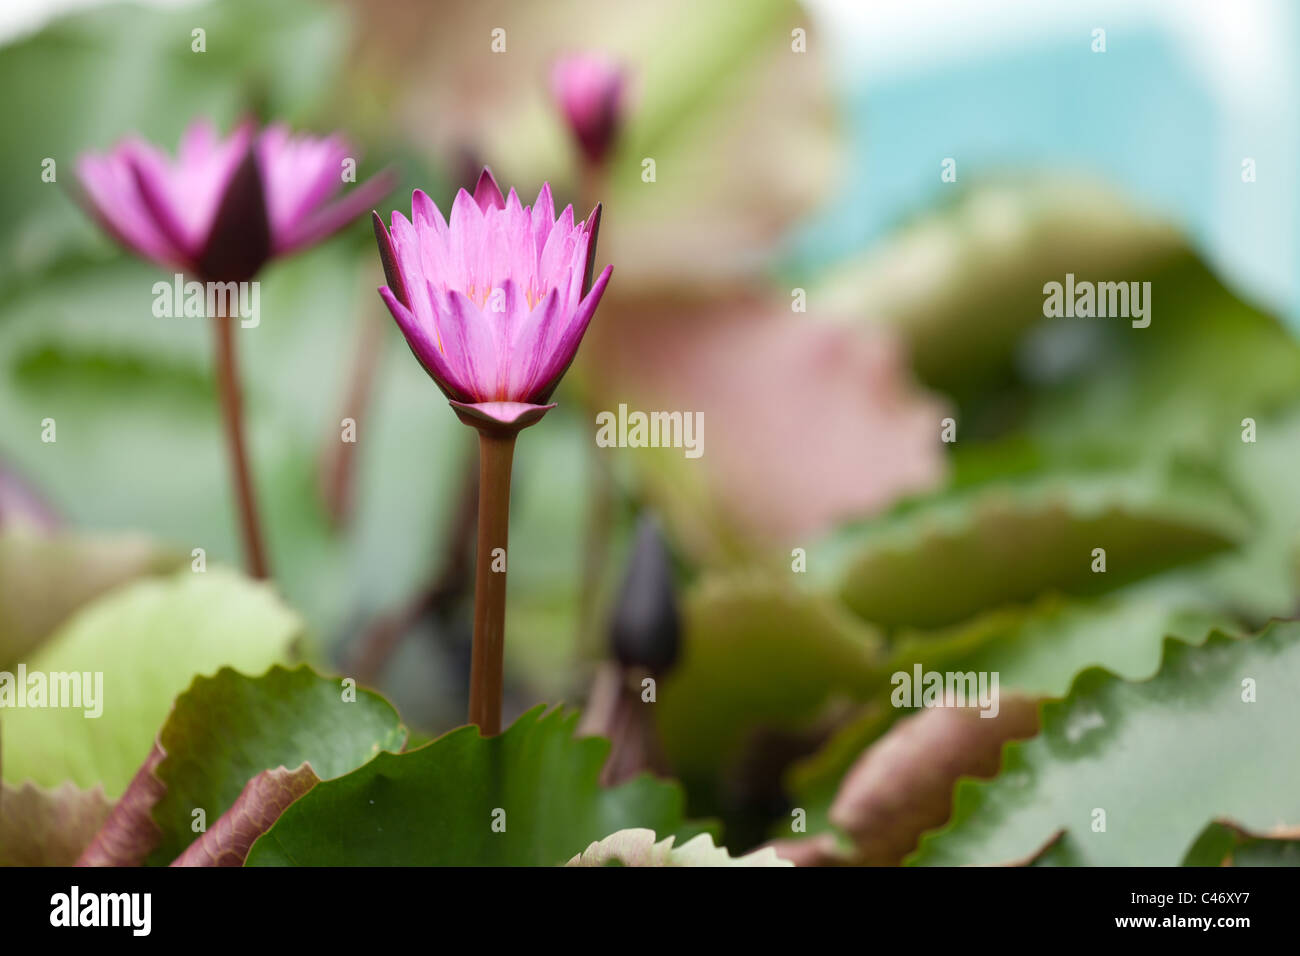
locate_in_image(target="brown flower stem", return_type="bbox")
[468,429,517,735]
[211,305,269,580]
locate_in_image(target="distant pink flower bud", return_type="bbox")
[550,54,627,167]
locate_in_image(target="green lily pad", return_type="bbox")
[909,621,1300,866]
[147,665,405,864]
[829,463,1248,630]
[806,178,1188,400]
[1,567,299,796]
[784,588,1233,845]
[886,588,1238,699]
[246,705,695,866]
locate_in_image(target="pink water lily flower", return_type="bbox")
[551,54,627,166]
[373,168,613,430]
[76,118,394,282]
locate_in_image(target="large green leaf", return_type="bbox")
[1,568,299,796]
[246,705,694,866]
[1187,407,1300,620]
[783,587,1234,845]
[146,665,405,864]
[909,622,1300,866]
[885,588,1238,699]
[808,182,1300,449]
[828,463,1248,629]
[1021,253,1300,463]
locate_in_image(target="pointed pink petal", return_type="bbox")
[74,154,187,269]
[411,188,448,236]
[275,168,397,255]
[378,286,472,402]
[440,290,503,401]
[539,204,580,290]
[531,182,555,254]
[532,263,612,402]
[261,132,351,241]
[509,287,562,398]
[372,211,408,306]
[497,278,536,397]
[123,143,201,259]
[472,167,506,212]
[581,202,602,296]
[388,210,443,345]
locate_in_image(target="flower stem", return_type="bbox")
[468,429,517,735]
[211,307,270,580]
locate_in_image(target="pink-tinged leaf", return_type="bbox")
[75,665,403,867]
[171,765,319,867]
[585,298,948,552]
[780,697,1041,866]
[0,781,113,866]
[76,744,165,867]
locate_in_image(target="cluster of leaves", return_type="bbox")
[654,183,1300,864]
[0,565,713,866]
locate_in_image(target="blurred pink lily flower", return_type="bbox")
[373,168,613,431]
[550,53,627,167]
[76,118,395,281]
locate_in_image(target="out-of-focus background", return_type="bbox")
[3,0,1299,865]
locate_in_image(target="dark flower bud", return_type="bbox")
[609,514,681,674]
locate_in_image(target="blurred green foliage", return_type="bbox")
[3,0,1299,866]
